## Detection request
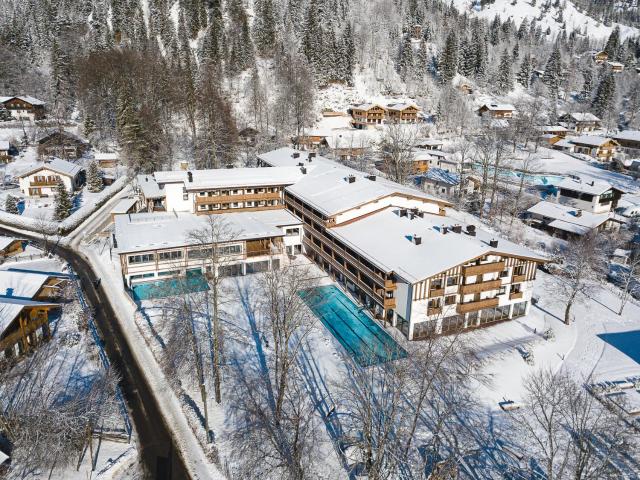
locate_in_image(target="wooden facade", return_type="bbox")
[1,97,45,120]
[37,131,90,159]
[571,138,619,161]
[478,105,514,119]
[349,104,386,128]
[0,239,25,258]
[0,305,56,361]
[386,104,420,124]
[194,186,286,214]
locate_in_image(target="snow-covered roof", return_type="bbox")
[386,102,418,111]
[527,201,615,234]
[0,95,45,106]
[479,103,515,111]
[114,210,300,254]
[554,138,575,149]
[0,237,19,251]
[538,125,568,132]
[257,147,337,168]
[420,168,460,186]
[349,103,385,111]
[0,270,64,300]
[569,135,615,147]
[613,130,640,143]
[18,158,83,179]
[607,61,624,67]
[94,152,118,161]
[325,131,375,150]
[136,174,165,200]
[111,197,138,215]
[557,177,617,196]
[0,141,9,151]
[329,207,544,283]
[414,138,444,148]
[562,112,601,123]
[0,297,59,333]
[153,166,307,191]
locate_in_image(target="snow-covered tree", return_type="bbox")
[4,195,19,215]
[542,44,562,98]
[496,49,514,92]
[592,70,616,119]
[86,160,103,192]
[53,180,73,221]
[517,53,532,88]
[439,31,458,83]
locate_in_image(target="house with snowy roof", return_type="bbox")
[386,103,421,123]
[554,177,623,214]
[569,135,619,161]
[37,130,91,160]
[0,270,67,360]
[293,130,330,152]
[0,238,26,258]
[558,112,602,133]
[607,61,625,73]
[0,96,45,121]
[593,51,608,64]
[526,201,624,239]
[612,130,640,156]
[415,168,475,197]
[17,158,85,197]
[347,103,387,129]
[477,103,515,119]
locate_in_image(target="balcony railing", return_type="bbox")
[460,279,502,295]
[509,291,524,300]
[384,298,396,309]
[427,306,442,316]
[429,287,445,297]
[512,274,527,283]
[30,180,59,187]
[456,297,499,314]
[195,192,281,204]
[462,261,505,277]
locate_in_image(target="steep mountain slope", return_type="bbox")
[453,0,639,40]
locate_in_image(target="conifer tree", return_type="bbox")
[253,0,278,58]
[4,195,19,215]
[398,35,415,80]
[604,26,621,60]
[496,49,514,92]
[439,31,458,83]
[542,44,562,98]
[517,53,532,88]
[341,23,355,85]
[54,180,72,221]
[87,160,103,193]
[580,67,594,101]
[592,71,616,119]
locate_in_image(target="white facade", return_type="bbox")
[18,167,76,197]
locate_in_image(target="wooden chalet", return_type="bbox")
[37,130,91,159]
[0,96,45,121]
[570,136,619,161]
[608,61,625,73]
[348,103,386,129]
[0,238,26,258]
[294,132,329,152]
[477,103,515,119]
[386,103,421,124]
[593,51,608,64]
[238,127,259,146]
[558,112,602,133]
[612,131,640,155]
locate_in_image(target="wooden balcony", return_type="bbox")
[195,192,281,204]
[460,279,502,295]
[384,279,397,290]
[462,261,505,277]
[509,291,524,300]
[429,287,445,297]
[456,297,499,314]
[512,274,527,283]
[384,297,396,309]
[427,306,442,316]
[30,180,59,187]
[196,204,283,215]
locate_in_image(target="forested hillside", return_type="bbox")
[1,0,639,173]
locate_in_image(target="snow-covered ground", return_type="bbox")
[452,0,639,40]
[0,252,138,479]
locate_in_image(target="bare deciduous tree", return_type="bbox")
[379,123,419,185]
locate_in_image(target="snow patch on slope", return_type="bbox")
[453,0,638,40]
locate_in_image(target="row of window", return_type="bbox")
[198,200,280,211]
[197,187,280,196]
[128,244,244,264]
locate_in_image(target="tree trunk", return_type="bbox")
[564,300,573,325]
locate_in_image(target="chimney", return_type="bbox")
[413,234,422,245]
[452,224,462,233]
[292,152,300,159]
[589,180,594,186]
[309,152,316,160]
[187,171,193,182]
[443,226,449,234]
[466,225,476,236]
[489,239,499,248]
[300,166,307,174]
[298,162,304,167]
[347,175,356,183]
[366,174,376,181]
[575,209,582,217]
[399,208,408,217]
[145,176,148,182]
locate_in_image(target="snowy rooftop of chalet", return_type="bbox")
[527,201,620,234]
[0,296,59,333]
[0,96,46,106]
[153,166,308,190]
[562,112,601,122]
[329,207,544,284]
[136,174,165,199]
[569,135,616,147]
[0,237,18,251]
[114,210,300,254]
[0,141,9,151]
[18,158,83,179]
[0,270,64,300]
[94,152,118,161]
[479,103,515,111]
[557,177,617,195]
[613,130,640,143]
[256,147,338,168]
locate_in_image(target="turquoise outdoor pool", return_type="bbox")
[131,274,210,301]
[300,285,407,367]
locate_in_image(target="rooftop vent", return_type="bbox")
[309,152,316,160]
[575,209,582,217]
[187,171,193,182]
[399,208,408,217]
[298,162,304,167]
[489,239,499,248]
[413,235,422,245]
[366,174,376,181]
[347,175,356,184]
[300,166,307,174]
[292,152,300,159]
[466,224,476,236]
[443,226,449,234]
[452,224,462,233]
[588,180,595,186]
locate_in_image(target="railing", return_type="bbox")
[462,261,505,277]
[246,246,283,258]
[427,306,442,316]
[429,287,445,297]
[512,274,527,283]
[456,297,499,314]
[383,297,396,309]
[460,279,502,295]
[30,180,59,187]
[195,192,281,204]
[509,291,524,300]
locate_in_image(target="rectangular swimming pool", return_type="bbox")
[131,274,210,301]
[300,285,407,367]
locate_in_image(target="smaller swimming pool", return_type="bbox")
[131,274,210,301]
[300,285,407,367]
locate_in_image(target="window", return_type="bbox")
[217,244,242,256]
[510,284,522,294]
[188,248,213,259]
[182,187,188,201]
[500,269,509,278]
[246,260,269,274]
[445,295,457,305]
[286,228,300,236]
[446,276,458,286]
[218,264,243,277]
[128,253,155,264]
[431,279,443,290]
[158,270,180,277]
[158,250,183,261]
[130,273,155,280]
[428,298,441,308]
[513,265,524,276]
[512,301,528,318]
[498,286,507,295]
[246,188,254,194]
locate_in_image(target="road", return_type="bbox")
[0,227,189,480]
